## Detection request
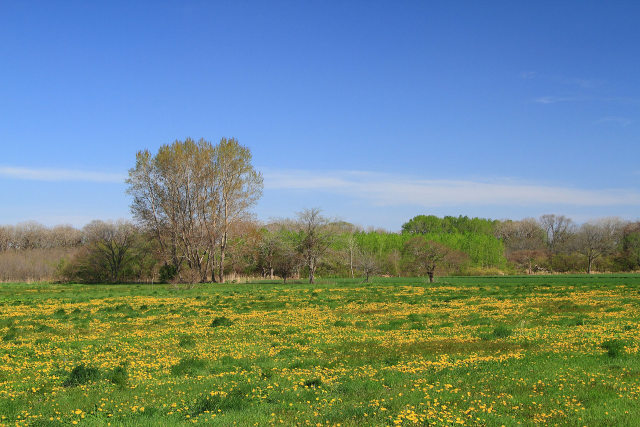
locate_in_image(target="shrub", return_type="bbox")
[159,263,178,283]
[601,339,626,358]
[210,316,233,328]
[191,389,247,415]
[2,326,19,342]
[63,364,100,387]
[108,365,129,387]
[380,319,406,331]
[406,313,422,322]
[178,335,196,348]
[480,325,513,340]
[171,357,208,376]
[492,325,513,338]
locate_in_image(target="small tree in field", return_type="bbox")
[507,249,548,274]
[273,236,302,284]
[402,237,451,283]
[296,208,333,284]
[356,248,379,283]
[575,218,625,273]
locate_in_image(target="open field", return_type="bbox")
[1,275,640,426]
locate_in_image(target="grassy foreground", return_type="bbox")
[1,275,639,426]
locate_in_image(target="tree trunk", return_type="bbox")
[219,249,225,283]
[587,257,592,274]
[270,267,274,280]
[309,257,315,284]
[427,271,434,283]
[350,247,354,279]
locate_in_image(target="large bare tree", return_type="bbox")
[127,137,262,283]
[215,137,263,283]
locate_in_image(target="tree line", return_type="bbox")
[0,138,639,283]
[2,213,639,283]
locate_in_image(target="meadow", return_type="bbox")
[1,275,639,426]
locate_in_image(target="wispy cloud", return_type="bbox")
[533,96,581,104]
[521,72,601,88]
[562,77,601,89]
[0,166,126,183]
[520,71,537,79]
[263,169,640,208]
[595,116,633,126]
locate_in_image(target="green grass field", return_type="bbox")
[1,275,640,426]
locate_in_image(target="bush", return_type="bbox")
[108,365,129,387]
[178,335,196,348]
[333,320,350,327]
[171,357,208,376]
[159,263,178,283]
[492,325,513,338]
[191,389,247,415]
[63,364,100,387]
[600,339,626,358]
[2,326,19,342]
[480,325,513,340]
[210,316,233,328]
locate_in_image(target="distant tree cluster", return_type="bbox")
[496,215,637,274]
[1,139,639,284]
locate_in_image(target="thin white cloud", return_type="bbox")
[595,116,633,126]
[534,96,638,105]
[0,166,126,183]
[263,169,640,208]
[533,96,580,104]
[562,77,600,89]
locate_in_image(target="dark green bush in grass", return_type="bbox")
[480,325,513,340]
[171,357,208,376]
[601,339,626,358]
[178,335,196,348]
[492,325,513,338]
[63,364,100,387]
[2,326,19,342]
[108,365,129,387]
[210,316,233,327]
[192,389,248,415]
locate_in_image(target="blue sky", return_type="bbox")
[1,1,639,230]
